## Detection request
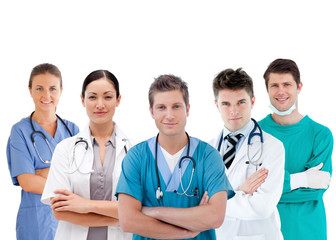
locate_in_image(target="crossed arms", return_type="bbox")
[118,191,227,239]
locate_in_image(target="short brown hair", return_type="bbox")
[263,58,301,88]
[148,74,189,108]
[212,68,254,100]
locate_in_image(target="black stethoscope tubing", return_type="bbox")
[155,132,196,200]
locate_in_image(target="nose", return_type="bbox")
[166,108,175,120]
[96,98,105,109]
[230,105,239,115]
[42,90,51,99]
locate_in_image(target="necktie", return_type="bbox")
[223,134,243,169]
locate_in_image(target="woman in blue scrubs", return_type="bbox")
[6,63,79,240]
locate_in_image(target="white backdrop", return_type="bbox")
[1,1,335,239]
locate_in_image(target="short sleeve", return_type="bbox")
[6,125,35,186]
[115,144,143,202]
[202,144,235,199]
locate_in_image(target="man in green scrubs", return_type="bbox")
[259,58,333,240]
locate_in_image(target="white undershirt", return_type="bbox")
[161,146,186,173]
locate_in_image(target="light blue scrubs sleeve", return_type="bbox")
[116,143,144,202]
[203,144,235,200]
[7,125,35,186]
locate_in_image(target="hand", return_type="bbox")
[239,168,268,195]
[51,189,91,214]
[306,163,331,189]
[199,191,209,206]
[35,168,50,178]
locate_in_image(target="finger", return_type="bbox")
[54,189,72,195]
[310,162,323,170]
[50,194,71,205]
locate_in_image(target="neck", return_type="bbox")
[31,110,57,124]
[271,108,304,125]
[158,132,188,155]
[89,121,114,141]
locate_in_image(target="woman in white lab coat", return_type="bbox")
[41,70,133,240]
[209,123,285,240]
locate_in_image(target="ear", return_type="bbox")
[298,82,303,94]
[214,99,219,111]
[29,87,32,97]
[186,104,190,117]
[116,94,121,107]
[81,94,85,107]
[251,96,256,109]
[60,87,63,96]
[149,106,155,119]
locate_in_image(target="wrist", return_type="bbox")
[290,172,308,190]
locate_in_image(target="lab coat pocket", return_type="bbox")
[234,234,265,240]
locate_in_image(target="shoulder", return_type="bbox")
[61,119,79,133]
[306,116,332,135]
[9,118,30,139]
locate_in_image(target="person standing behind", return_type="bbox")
[116,74,234,240]
[259,58,333,240]
[6,63,79,239]
[41,70,133,240]
[209,68,285,240]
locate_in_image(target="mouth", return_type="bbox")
[275,97,289,104]
[41,101,52,104]
[230,117,242,121]
[163,122,177,126]
[94,111,107,116]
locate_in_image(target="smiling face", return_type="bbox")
[29,73,62,113]
[150,90,190,138]
[215,88,255,132]
[81,78,121,126]
[267,73,302,112]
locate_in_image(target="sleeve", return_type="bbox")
[6,125,35,186]
[41,141,72,205]
[280,127,333,203]
[115,144,143,202]
[203,144,235,199]
[226,137,285,219]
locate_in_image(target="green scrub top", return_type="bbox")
[259,115,333,240]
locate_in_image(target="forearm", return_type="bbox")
[86,200,119,218]
[143,192,227,232]
[121,208,197,239]
[53,210,119,227]
[17,173,46,194]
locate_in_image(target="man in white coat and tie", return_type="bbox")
[209,68,285,240]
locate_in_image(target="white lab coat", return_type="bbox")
[209,128,285,240]
[41,123,133,240]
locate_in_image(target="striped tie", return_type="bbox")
[223,134,243,169]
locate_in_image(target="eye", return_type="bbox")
[50,87,57,91]
[105,95,114,100]
[238,100,246,105]
[88,96,96,100]
[158,105,166,110]
[221,102,229,106]
[173,104,181,109]
[36,87,43,91]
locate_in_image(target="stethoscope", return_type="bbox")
[67,136,128,174]
[30,111,73,164]
[217,118,264,168]
[155,132,197,200]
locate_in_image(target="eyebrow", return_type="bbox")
[87,91,115,95]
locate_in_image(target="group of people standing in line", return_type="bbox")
[6,58,333,240]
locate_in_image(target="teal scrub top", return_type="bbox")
[6,117,79,240]
[116,136,234,240]
[259,115,333,240]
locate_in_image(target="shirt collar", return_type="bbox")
[223,119,254,139]
[90,128,116,148]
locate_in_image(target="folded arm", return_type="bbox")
[118,193,200,239]
[141,191,227,232]
[51,189,119,226]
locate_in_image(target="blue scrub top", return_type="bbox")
[116,136,234,240]
[6,117,79,240]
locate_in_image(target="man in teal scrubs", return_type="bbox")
[259,58,333,240]
[116,74,234,240]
